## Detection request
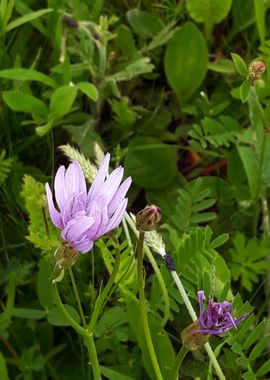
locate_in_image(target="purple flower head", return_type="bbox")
[196,291,249,335]
[46,153,132,254]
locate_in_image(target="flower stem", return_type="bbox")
[88,238,121,332]
[204,343,226,380]
[52,283,101,380]
[69,267,86,327]
[172,345,189,380]
[136,231,164,380]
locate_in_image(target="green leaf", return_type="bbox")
[100,366,135,380]
[6,8,53,31]
[126,9,164,39]
[2,91,48,119]
[0,151,13,186]
[237,145,259,199]
[187,0,232,24]
[0,68,56,87]
[0,353,9,380]
[77,82,98,101]
[106,58,154,82]
[124,137,177,189]
[47,305,80,326]
[12,308,47,319]
[50,85,78,119]
[37,260,54,310]
[240,79,250,103]
[249,335,270,362]
[209,234,229,249]
[208,59,236,74]
[256,358,270,377]
[164,22,208,102]
[231,53,248,77]
[254,0,265,46]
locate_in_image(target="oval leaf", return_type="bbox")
[0,68,56,87]
[50,85,78,119]
[77,82,98,101]
[124,137,177,189]
[187,0,232,24]
[2,91,48,117]
[164,22,208,102]
[126,9,164,39]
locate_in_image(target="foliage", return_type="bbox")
[1,0,270,379]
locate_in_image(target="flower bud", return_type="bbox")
[181,320,210,351]
[136,205,161,232]
[248,61,266,81]
[54,242,80,270]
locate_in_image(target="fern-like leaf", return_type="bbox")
[189,115,241,148]
[0,150,13,186]
[171,177,216,233]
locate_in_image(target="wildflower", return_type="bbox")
[181,291,249,350]
[248,60,266,81]
[45,153,132,254]
[136,204,161,232]
[196,290,249,335]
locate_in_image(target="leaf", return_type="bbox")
[12,308,47,319]
[0,151,13,186]
[47,305,80,326]
[187,0,233,24]
[0,353,9,380]
[126,9,164,39]
[100,366,135,380]
[0,68,56,87]
[237,145,259,199]
[208,59,236,74]
[106,58,154,82]
[249,335,270,362]
[77,82,98,101]
[231,53,248,77]
[2,91,48,120]
[240,79,250,103]
[20,175,60,252]
[37,259,54,310]
[124,136,177,189]
[50,85,78,119]
[164,22,208,102]
[170,177,216,233]
[254,0,265,46]
[256,358,270,377]
[6,8,53,31]
[146,21,176,51]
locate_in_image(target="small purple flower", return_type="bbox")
[196,291,249,335]
[45,153,132,254]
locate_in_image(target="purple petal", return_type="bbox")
[54,166,67,210]
[65,161,87,198]
[61,215,94,244]
[45,183,63,228]
[73,239,93,254]
[100,166,124,203]
[103,198,127,235]
[108,177,132,216]
[88,153,110,202]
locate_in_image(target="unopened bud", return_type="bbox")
[248,61,266,81]
[136,205,161,232]
[54,242,80,270]
[181,320,210,351]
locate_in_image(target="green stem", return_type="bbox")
[52,284,101,380]
[204,343,226,380]
[172,345,189,380]
[69,267,86,327]
[125,212,170,326]
[136,231,163,380]
[84,334,102,380]
[88,239,121,332]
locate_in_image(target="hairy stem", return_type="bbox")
[172,345,189,380]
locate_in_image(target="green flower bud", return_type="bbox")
[136,205,161,232]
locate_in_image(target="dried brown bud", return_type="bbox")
[136,205,161,232]
[181,320,210,351]
[248,61,266,81]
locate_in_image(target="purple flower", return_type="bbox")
[196,291,249,335]
[45,153,132,254]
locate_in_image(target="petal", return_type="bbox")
[73,239,93,254]
[103,198,127,234]
[54,166,67,210]
[88,153,110,201]
[65,161,87,198]
[61,215,94,243]
[100,166,124,203]
[45,183,63,228]
[108,177,132,216]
